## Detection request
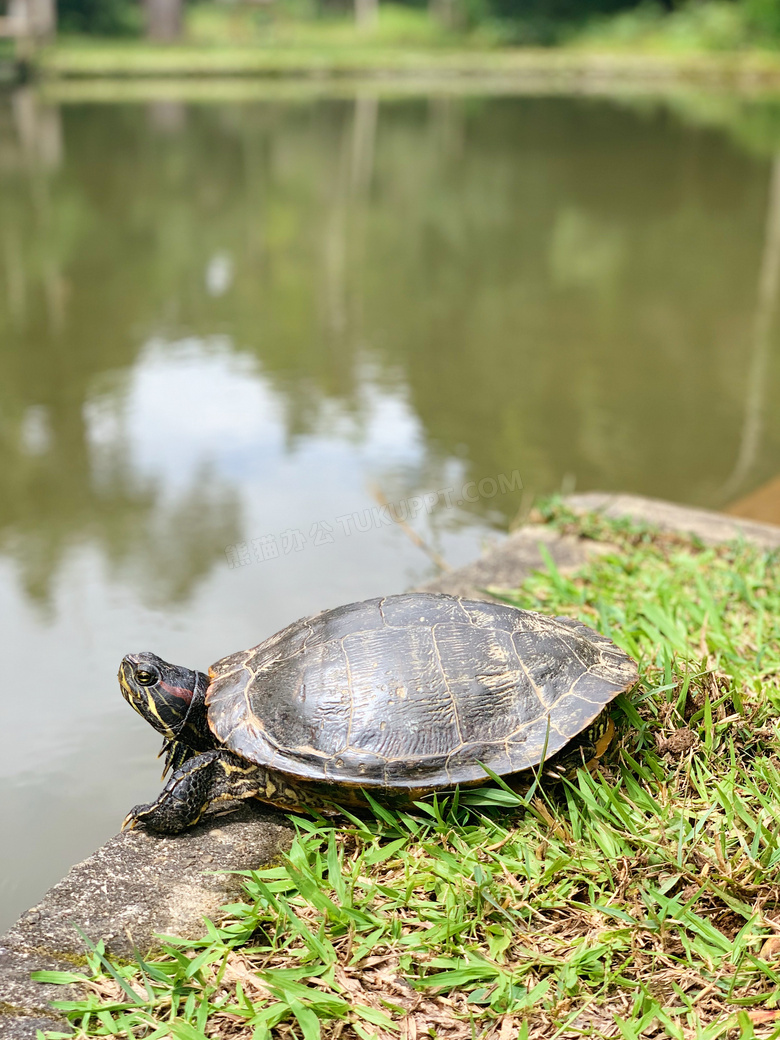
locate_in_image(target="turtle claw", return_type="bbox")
[158,739,194,779]
[119,767,215,834]
[122,803,152,831]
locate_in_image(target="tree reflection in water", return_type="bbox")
[0,86,779,611]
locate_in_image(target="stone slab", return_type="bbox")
[3,805,292,961]
[1,804,293,1035]
[0,944,83,1025]
[418,523,608,598]
[0,1014,67,1039]
[567,492,780,549]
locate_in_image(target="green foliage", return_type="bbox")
[50,0,675,45]
[743,0,780,39]
[571,0,780,50]
[485,0,653,44]
[572,0,751,50]
[47,0,780,47]
[57,0,142,36]
[37,510,780,1037]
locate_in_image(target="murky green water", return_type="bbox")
[2,83,780,930]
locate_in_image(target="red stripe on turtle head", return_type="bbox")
[159,681,196,704]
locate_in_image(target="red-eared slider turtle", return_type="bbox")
[119,593,637,833]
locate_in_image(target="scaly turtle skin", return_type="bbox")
[119,593,638,834]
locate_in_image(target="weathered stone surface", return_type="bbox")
[0,804,292,1035]
[418,523,611,598]
[0,944,82,1016]
[0,1013,67,1039]
[567,492,780,549]
[3,804,292,961]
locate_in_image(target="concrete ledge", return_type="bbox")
[4,493,779,1036]
[567,492,780,550]
[418,523,613,599]
[1,805,293,1034]
[0,945,83,1038]
[0,1011,68,1040]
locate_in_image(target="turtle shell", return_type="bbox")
[205,593,637,791]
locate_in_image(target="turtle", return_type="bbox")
[119,592,638,834]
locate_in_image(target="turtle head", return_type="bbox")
[119,652,206,740]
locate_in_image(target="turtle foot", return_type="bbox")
[121,803,157,832]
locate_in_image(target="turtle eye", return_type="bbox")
[136,669,158,687]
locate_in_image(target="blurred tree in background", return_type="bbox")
[49,0,780,46]
[54,0,657,37]
[144,0,183,38]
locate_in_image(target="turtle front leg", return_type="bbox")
[123,750,263,834]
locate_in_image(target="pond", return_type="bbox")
[1,81,780,931]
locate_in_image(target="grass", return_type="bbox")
[35,503,780,1039]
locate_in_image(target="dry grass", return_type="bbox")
[36,505,780,1040]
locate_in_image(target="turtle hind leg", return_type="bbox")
[123,750,265,834]
[543,714,616,781]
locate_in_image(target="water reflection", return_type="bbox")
[721,153,780,501]
[1,83,780,928]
